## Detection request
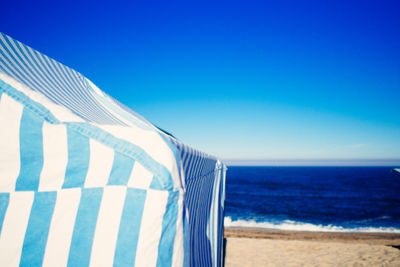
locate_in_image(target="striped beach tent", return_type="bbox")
[0,32,226,267]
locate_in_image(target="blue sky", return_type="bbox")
[1,0,399,163]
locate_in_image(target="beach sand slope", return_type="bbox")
[225,228,400,267]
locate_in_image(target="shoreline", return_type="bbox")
[224,227,400,245]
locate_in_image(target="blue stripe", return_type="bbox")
[15,107,44,191]
[149,174,163,190]
[156,191,179,267]
[68,188,103,267]
[0,193,10,234]
[63,127,90,188]
[20,191,57,266]
[113,188,146,266]
[107,152,134,186]
[66,122,173,190]
[0,80,59,124]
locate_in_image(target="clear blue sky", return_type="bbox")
[1,0,399,163]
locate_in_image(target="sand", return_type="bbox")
[224,228,400,267]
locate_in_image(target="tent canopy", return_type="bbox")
[0,32,226,267]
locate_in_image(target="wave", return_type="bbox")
[224,217,400,233]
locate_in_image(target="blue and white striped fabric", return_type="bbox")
[0,32,226,267]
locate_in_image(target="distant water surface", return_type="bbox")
[224,166,400,233]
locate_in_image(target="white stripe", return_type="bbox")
[0,94,23,192]
[42,188,81,267]
[134,189,169,267]
[84,139,114,188]
[127,161,153,189]
[39,123,68,191]
[89,186,126,267]
[172,190,185,267]
[209,167,221,266]
[98,124,180,189]
[0,191,34,267]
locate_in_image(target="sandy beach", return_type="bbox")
[224,228,400,267]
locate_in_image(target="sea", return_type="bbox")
[224,166,400,233]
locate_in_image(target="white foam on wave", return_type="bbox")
[224,217,400,233]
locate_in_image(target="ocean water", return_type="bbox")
[224,166,400,233]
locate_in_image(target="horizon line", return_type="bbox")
[223,158,400,166]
